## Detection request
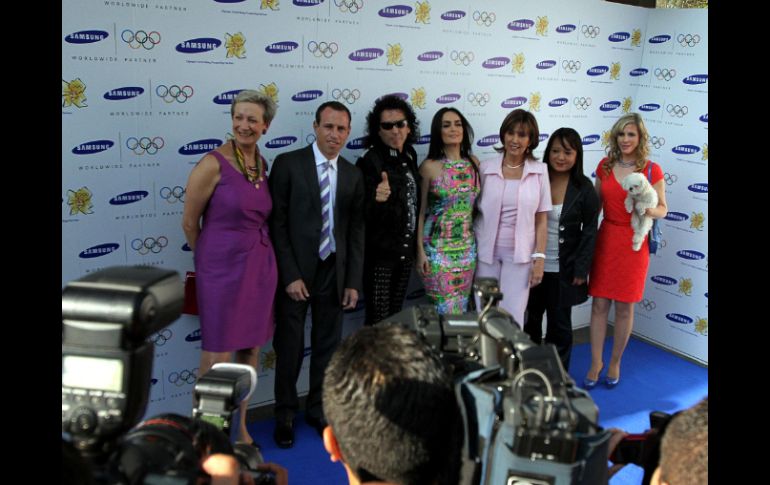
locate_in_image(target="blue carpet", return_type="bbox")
[249,337,708,485]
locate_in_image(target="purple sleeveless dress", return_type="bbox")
[194,151,277,352]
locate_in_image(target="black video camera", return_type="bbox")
[62,266,275,484]
[381,278,612,485]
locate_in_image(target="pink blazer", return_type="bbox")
[474,155,552,264]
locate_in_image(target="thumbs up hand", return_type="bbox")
[375,171,391,202]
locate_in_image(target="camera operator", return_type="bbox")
[321,324,462,485]
[202,454,288,485]
[650,397,707,485]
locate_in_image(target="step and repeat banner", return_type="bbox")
[62,0,707,417]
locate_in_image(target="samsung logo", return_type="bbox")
[501,96,527,108]
[79,243,120,259]
[539,134,549,142]
[639,103,661,112]
[346,137,366,149]
[293,0,324,6]
[587,65,609,76]
[672,145,700,155]
[185,329,202,342]
[608,32,630,42]
[556,24,577,33]
[72,140,114,155]
[665,211,689,222]
[648,34,671,44]
[175,38,221,53]
[666,313,694,324]
[379,5,412,18]
[688,183,708,193]
[213,89,245,105]
[349,48,384,61]
[182,243,192,251]
[415,134,431,145]
[418,51,444,61]
[104,87,144,100]
[536,60,557,70]
[683,74,708,85]
[441,10,466,21]
[65,30,109,44]
[507,19,534,31]
[582,134,600,145]
[266,41,299,54]
[436,93,461,104]
[477,135,500,147]
[109,191,149,205]
[549,97,569,107]
[214,0,247,3]
[265,136,298,149]
[600,100,621,112]
[386,92,409,101]
[651,275,677,286]
[482,56,510,69]
[179,139,223,155]
[676,250,705,261]
[630,68,649,77]
[291,90,323,102]
[699,113,708,123]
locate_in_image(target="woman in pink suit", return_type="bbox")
[474,109,551,326]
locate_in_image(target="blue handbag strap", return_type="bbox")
[646,162,652,181]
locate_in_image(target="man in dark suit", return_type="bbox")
[268,101,365,448]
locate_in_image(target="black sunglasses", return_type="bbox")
[380,119,408,130]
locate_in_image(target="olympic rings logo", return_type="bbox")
[335,0,362,13]
[654,68,676,81]
[473,11,496,26]
[663,173,678,186]
[126,136,164,155]
[308,41,339,58]
[121,29,161,50]
[160,186,185,203]
[131,236,169,255]
[467,92,490,106]
[306,134,317,145]
[332,88,361,104]
[151,329,173,346]
[677,33,700,47]
[573,97,592,110]
[450,50,475,66]
[640,299,656,311]
[156,84,194,103]
[666,104,688,118]
[581,25,600,38]
[168,368,198,386]
[562,60,581,73]
[650,136,665,149]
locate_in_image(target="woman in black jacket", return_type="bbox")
[356,95,421,325]
[523,128,599,371]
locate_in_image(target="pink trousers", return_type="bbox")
[476,245,531,328]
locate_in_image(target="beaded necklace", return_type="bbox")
[231,140,264,189]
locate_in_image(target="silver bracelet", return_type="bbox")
[531,252,546,260]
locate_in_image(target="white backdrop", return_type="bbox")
[62,0,707,417]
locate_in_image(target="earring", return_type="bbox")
[262,129,266,135]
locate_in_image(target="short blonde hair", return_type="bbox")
[230,90,277,124]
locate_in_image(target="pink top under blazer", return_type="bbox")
[474,155,552,264]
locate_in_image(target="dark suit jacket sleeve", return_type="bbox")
[269,153,303,287]
[345,167,365,293]
[573,181,600,279]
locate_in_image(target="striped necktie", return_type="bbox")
[319,160,332,260]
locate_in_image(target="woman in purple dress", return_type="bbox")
[182,90,278,445]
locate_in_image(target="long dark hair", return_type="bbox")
[363,95,419,150]
[543,127,584,182]
[426,108,474,160]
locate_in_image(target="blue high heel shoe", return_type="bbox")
[605,376,620,388]
[583,376,599,389]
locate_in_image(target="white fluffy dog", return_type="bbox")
[621,172,658,251]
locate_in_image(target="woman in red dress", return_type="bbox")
[584,113,667,389]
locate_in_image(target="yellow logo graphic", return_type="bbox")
[415,1,431,24]
[610,62,621,80]
[536,16,548,36]
[67,187,94,215]
[387,43,403,66]
[694,316,708,336]
[258,82,279,105]
[511,52,525,73]
[702,143,708,160]
[601,130,612,148]
[631,29,642,47]
[622,96,633,113]
[678,278,693,296]
[261,350,277,370]
[528,92,541,112]
[690,212,705,231]
[261,0,279,10]
[410,87,426,109]
[225,32,246,59]
[62,78,88,108]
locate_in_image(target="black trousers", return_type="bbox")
[362,257,413,326]
[273,254,342,423]
[524,272,574,371]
